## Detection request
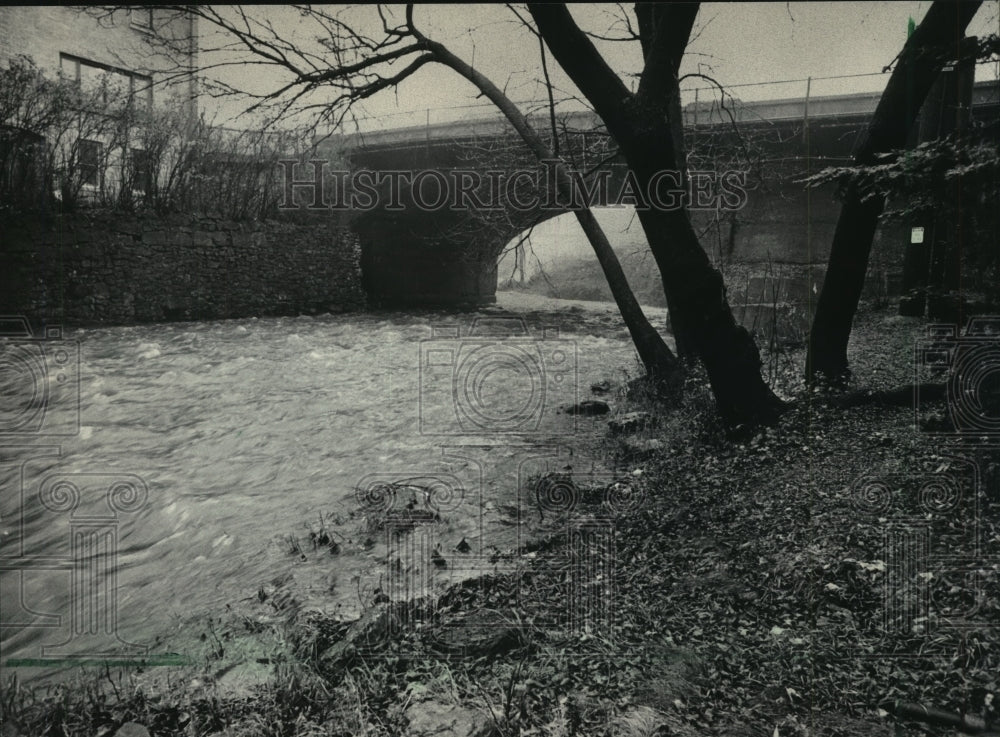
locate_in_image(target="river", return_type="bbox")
[0,292,669,678]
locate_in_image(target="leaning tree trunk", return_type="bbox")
[573,208,681,381]
[805,0,982,384]
[631,173,785,429]
[663,54,697,361]
[529,2,785,430]
[419,35,681,382]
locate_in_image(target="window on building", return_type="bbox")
[130,148,152,193]
[132,75,154,112]
[78,139,102,188]
[59,53,154,110]
[104,68,132,101]
[76,59,101,93]
[0,126,46,200]
[130,7,153,30]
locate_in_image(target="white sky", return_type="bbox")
[202,3,1000,131]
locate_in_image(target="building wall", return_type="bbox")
[0,6,197,114]
[1,6,201,208]
[1,212,366,326]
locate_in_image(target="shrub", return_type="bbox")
[0,55,322,220]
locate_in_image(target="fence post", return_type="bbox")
[802,76,811,144]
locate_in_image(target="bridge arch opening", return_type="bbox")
[496,206,668,308]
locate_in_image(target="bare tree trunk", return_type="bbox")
[419,34,681,383]
[806,0,982,384]
[529,2,785,429]
[573,207,681,381]
[636,2,697,361]
[664,66,697,361]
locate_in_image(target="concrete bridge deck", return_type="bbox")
[330,81,999,149]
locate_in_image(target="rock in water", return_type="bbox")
[622,437,665,456]
[565,399,611,416]
[608,411,656,436]
[114,725,151,737]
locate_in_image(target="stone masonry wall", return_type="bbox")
[0,211,365,326]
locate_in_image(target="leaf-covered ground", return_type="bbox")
[4,307,999,737]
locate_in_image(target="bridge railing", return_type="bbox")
[320,67,999,151]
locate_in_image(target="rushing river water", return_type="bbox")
[0,292,668,677]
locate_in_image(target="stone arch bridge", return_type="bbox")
[315,82,999,308]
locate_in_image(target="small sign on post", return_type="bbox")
[911,226,925,244]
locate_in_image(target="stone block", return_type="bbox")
[231,232,252,248]
[142,230,168,246]
[192,231,214,247]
